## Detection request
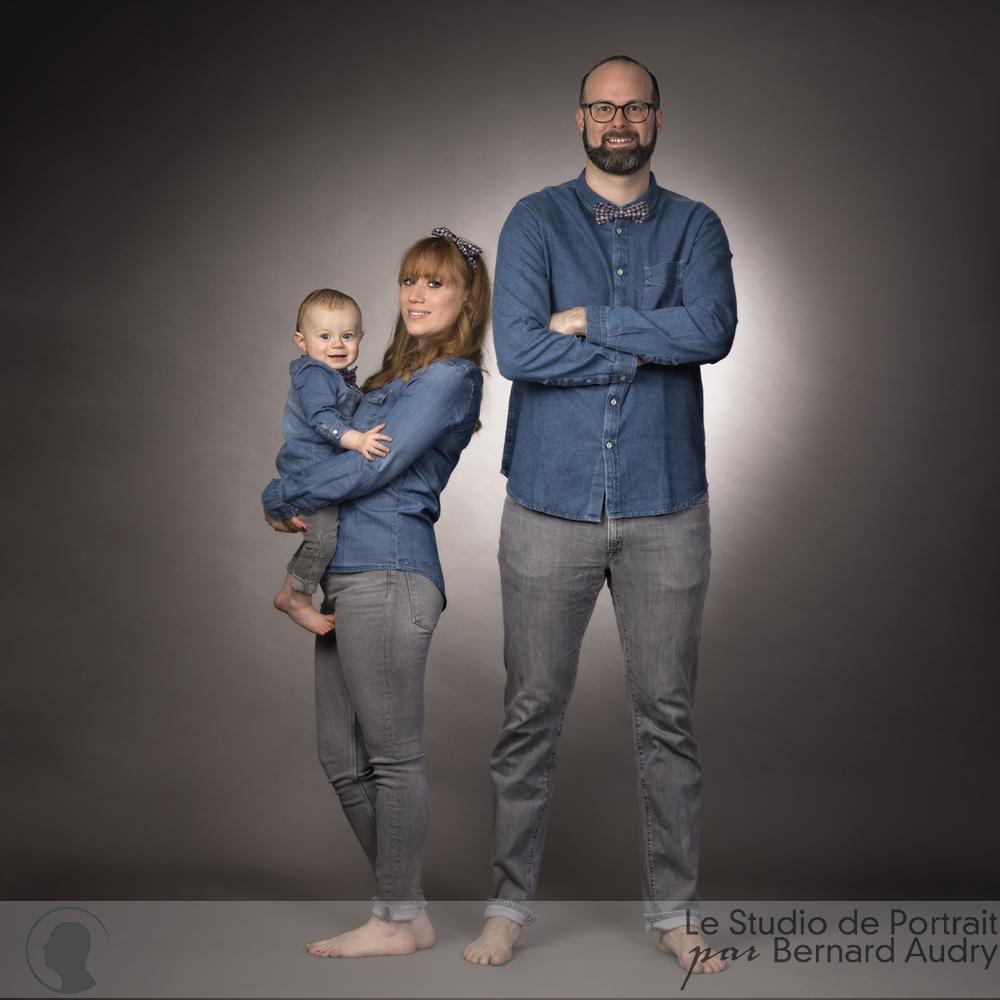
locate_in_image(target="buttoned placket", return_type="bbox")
[600,217,636,517]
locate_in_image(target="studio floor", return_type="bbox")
[3,900,996,998]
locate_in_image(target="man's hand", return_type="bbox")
[549,306,587,336]
[549,306,649,364]
[264,508,307,533]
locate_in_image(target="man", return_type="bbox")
[463,56,736,973]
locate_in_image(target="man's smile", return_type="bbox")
[601,128,640,146]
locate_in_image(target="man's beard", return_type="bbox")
[582,126,656,176]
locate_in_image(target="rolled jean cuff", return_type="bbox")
[371,896,426,922]
[288,571,319,594]
[485,899,537,927]
[647,905,701,933]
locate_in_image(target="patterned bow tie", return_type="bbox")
[593,201,649,225]
[341,366,358,389]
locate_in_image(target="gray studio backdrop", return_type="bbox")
[3,1,997,902]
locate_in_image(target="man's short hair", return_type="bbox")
[578,55,660,109]
[296,288,361,332]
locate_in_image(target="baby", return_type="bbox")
[271,288,390,634]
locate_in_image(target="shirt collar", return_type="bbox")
[574,170,659,217]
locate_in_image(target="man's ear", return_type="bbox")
[655,107,664,135]
[575,107,585,133]
[293,330,307,353]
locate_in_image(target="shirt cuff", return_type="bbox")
[584,305,608,348]
[262,478,298,520]
[586,307,637,381]
[316,419,353,447]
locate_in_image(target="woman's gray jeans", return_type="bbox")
[316,569,444,921]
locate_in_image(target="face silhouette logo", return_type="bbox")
[43,923,95,993]
[25,907,109,994]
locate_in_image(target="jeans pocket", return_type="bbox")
[405,572,443,635]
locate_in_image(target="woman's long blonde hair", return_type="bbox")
[363,235,491,394]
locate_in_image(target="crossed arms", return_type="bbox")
[493,201,737,385]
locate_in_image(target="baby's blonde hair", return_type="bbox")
[295,288,361,332]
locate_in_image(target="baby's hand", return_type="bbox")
[349,424,391,461]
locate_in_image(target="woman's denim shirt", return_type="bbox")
[262,358,482,598]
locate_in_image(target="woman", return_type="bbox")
[263,228,490,957]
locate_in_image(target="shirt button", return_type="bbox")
[606,442,613,449]
[616,228,622,234]
[620,375,626,381]
[586,378,592,383]
[617,269,623,275]
[610,399,617,405]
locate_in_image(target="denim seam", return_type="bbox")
[524,706,564,896]
[379,571,399,897]
[349,713,377,829]
[314,565,444,601]
[505,489,710,523]
[614,552,657,903]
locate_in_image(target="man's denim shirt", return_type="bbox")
[262,359,482,597]
[276,355,362,494]
[496,172,737,521]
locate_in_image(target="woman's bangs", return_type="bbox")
[398,242,466,287]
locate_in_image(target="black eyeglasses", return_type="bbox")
[580,101,658,124]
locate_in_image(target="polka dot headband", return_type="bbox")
[431,227,483,275]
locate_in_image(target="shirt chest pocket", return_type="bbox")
[355,385,395,431]
[642,261,685,310]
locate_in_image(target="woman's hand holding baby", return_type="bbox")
[264,509,308,533]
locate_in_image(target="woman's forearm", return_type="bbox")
[262,362,480,519]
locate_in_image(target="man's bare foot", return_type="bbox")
[273,575,335,635]
[658,925,727,974]
[462,916,525,966]
[306,911,434,958]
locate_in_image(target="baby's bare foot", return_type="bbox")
[659,926,727,974]
[463,916,525,966]
[274,575,335,635]
[306,913,425,958]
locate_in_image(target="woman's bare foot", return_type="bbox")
[411,908,435,950]
[306,910,434,958]
[273,574,335,635]
[462,916,525,966]
[658,926,727,974]
[306,911,427,958]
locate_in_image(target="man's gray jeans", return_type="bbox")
[487,495,711,932]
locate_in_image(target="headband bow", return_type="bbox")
[431,227,483,274]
